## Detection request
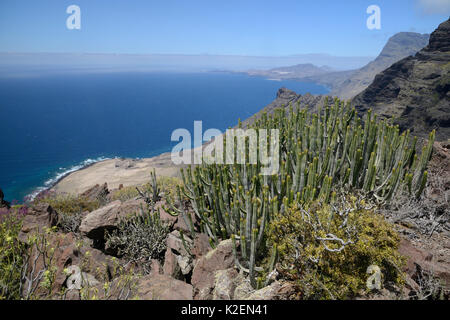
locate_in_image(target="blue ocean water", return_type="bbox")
[0,72,328,202]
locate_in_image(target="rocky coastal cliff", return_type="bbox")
[352,18,450,141]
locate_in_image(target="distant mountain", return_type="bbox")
[306,32,430,99]
[0,52,373,76]
[352,18,450,141]
[244,63,333,80]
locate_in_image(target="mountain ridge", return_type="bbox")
[303,32,430,99]
[352,18,450,141]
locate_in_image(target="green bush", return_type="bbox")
[111,186,141,202]
[158,176,183,200]
[269,196,405,299]
[34,193,100,215]
[0,211,26,300]
[0,207,61,300]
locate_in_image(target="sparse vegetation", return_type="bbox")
[0,209,27,300]
[105,210,170,274]
[111,175,182,203]
[34,192,100,215]
[111,186,141,202]
[269,195,405,299]
[58,211,84,234]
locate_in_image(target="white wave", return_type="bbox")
[26,156,111,201]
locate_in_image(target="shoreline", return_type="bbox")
[27,157,113,202]
[44,144,210,197]
[47,151,184,196]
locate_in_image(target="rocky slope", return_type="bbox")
[6,139,449,300]
[352,18,450,141]
[306,32,430,99]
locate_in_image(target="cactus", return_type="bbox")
[149,169,161,203]
[136,169,161,209]
[167,99,434,288]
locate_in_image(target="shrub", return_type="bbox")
[58,211,84,234]
[34,193,100,215]
[111,186,141,202]
[158,176,183,200]
[0,209,27,300]
[105,211,170,274]
[110,176,182,203]
[269,196,405,299]
[0,206,62,300]
[33,193,100,234]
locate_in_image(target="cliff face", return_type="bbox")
[306,32,430,100]
[352,18,450,141]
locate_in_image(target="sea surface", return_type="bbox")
[0,71,328,202]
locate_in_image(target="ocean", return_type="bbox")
[0,71,328,202]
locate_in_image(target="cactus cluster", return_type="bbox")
[105,209,170,274]
[166,98,435,288]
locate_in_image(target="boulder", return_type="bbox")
[177,255,192,276]
[233,276,254,300]
[164,231,194,278]
[0,188,11,209]
[244,281,296,300]
[136,274,193,300]
[191,239,235,299]
[212,268,239,300]
[117,198,147,217]
[80,183,110,203]
[18,203,59,243]
[163,248,182,279]
[154,200,177,226]
[79,199,146,240]
[166,230,192,257]
[173,211,197,233]
[149,259,162,276]
[79,200,122,239]
[65,265,100,290]
[398,238,450,290]
[114,159,137,169]
[192,233,212,259]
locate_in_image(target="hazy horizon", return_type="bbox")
[0,52,377,76]
[1,1,448,75]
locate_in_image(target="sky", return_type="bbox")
[0,0,448,58]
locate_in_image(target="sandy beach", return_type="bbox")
[51,151,182,195]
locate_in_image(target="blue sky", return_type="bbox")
[0,0,448,57]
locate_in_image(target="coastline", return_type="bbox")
[46,144,208,197]
[28,157,112,201]
[47,151,183,196]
